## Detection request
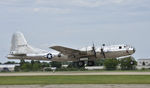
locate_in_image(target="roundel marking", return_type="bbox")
[47,53,53,59]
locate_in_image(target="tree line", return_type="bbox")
[1,57,137,72]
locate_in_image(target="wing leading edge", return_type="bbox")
[50,46,92,58]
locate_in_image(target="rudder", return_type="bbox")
[11,32,27,52]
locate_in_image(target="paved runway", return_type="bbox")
[0,84,150,88]
[0,72,150,76]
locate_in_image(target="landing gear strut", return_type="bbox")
[87,61,95,66]
[73,61,95,68]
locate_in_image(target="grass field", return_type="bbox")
[0,75,150,85]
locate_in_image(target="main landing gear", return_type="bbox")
[87,61,95,66]
[77,61,85,67]
[76,61,95,67]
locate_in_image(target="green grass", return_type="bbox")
[2,70,150,74]
[0,75,150,85]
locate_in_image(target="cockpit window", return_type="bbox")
[119,46,122,49]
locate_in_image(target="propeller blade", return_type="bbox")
[101,49,106,58]
[101,45,106,58]
[92,43,97,58]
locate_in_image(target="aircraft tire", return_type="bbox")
[77,61,85,67]
[87,61,95,66]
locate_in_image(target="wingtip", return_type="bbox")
[49,46,58,49]
[49,46,54,49]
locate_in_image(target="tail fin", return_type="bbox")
[11,32,27,52]
[10,32,47,54]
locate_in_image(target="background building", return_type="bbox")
[137,58,150,69]
[0,64,20,72]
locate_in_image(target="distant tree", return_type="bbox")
[20,62,32,72]
[104,58,119,70]
[41,62,50,68]
[51,61,62,68]
[4,61,17,64]
[120,57,137,70]
[95,59,105,66]
[32,61,42,71]
[37,60,41,64]
[20,59,25,66]
[67,62,76,68]
[31,60,35,66]
[14,66,20,72]
[32,63,41,71]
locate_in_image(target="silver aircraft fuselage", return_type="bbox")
[7,44,135,62]
[7,32,135,62]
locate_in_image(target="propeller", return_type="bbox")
[101,44,106,58]
[92,43,97,58]
[126,46,130,55]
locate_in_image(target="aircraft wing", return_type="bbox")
[50,46,81,55]
[50,46,95,58]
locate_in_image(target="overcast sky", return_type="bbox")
[0,0,150,62]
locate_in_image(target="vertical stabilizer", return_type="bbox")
[11,32,27,51]
[10,32,47,54]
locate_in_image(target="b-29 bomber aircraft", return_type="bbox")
[7,32,135,67]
